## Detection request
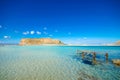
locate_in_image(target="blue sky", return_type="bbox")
[0,0,120,45]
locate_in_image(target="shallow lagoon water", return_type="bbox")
[0,46,120,80]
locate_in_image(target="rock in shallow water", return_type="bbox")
[112,59,120,66]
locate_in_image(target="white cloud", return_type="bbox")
[43,27,47,30]
[30,31,35,34]
[36,31,41,35]
[4,36,11,39]
[23,32,27,35]
[23,31,29,35]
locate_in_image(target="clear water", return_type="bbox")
[0,46,120,80]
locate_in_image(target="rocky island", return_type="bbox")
[19,38,64,46]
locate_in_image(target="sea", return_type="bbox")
[0,45,120,80]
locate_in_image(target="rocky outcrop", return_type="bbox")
[112,59,120,66]
[19,38,64,45]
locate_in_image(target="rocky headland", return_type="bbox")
[19,38,64,46]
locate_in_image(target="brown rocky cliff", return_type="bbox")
[19,38,64,45]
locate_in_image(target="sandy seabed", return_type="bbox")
[0,46,120,80]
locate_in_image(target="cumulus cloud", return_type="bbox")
[23,31,29,35]
[30,31,35,34]
[4,36,11,39]
[36,31,41,35]
[23,31,42,35]
[23,32,27,35]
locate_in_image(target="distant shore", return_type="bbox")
[0,44,120,47]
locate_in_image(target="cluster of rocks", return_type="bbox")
[77,50,120,66]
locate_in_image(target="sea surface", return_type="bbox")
[0,46,120,80]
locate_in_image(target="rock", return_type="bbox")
[19,38,64,46]
[112,59,120,66]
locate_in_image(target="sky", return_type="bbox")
[0,0,120,45]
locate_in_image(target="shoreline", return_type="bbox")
[0,44,120,47]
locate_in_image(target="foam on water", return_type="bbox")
[0,46,120,80]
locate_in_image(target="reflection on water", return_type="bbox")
[0,46,120,80]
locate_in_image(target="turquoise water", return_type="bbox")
[0,46,120,80]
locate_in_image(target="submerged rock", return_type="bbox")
[19,38,64,46]
[112,59,120,66]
